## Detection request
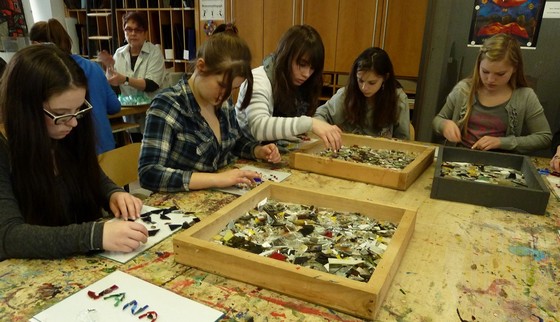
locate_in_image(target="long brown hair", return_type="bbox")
[344,47,401,129]
[0,45,103,225]
[272,25,324,117]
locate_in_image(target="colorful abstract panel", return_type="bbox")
[0,0,28,38]
[468,0,546,48]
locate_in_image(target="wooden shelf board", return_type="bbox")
[111,122,140,133]
[87,12,111,17]
[89,36,113,40]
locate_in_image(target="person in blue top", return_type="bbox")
[29,19,121,154]
[139,32,281,192]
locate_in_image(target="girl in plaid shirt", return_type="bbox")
[139,33,281,192]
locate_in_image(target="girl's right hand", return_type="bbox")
[215,169,261,188]
[102,221,148,253]
[311,119,342,151]
[442,120,462,142]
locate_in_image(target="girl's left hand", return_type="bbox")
[471,136,501,151]
[109,191,143,221]
[255,143,282,163]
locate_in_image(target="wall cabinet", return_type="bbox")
[197,0,295,68]
[65,0,198,72]
[381,0,429,79]
[204,0,427,78]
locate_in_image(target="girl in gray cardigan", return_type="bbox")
[432,33,551,154]
[314,47,410,140]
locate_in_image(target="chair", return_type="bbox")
[409,123,415,141]
[98,142,141,192]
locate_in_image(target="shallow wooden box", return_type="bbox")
[173,182,416,319]
[289,133,435,190]
[430,146,550,215]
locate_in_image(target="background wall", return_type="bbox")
[414,0,560,157]
[27,0,66,24]
[0,0,73,61]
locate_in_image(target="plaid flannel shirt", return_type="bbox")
[139,76,258,192]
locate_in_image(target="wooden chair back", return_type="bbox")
[98,143,141,188]
[409,123,415,141]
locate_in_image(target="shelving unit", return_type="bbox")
[65,0,198,72]
[84,8,116,58]
[320,71,348,104]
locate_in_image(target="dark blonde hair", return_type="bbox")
[195,32,253,109]
[273,25,324,117]
[29,19,73,55]
[460,33,528,128]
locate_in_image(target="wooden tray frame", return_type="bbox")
[289,133,436,190]
[173,182,416,319]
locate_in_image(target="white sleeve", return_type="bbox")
[243,67,313,141]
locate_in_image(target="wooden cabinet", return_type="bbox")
[197,0,294,68]
[302,0,427,78]
[381,0,429,78]
[65,0,198,72]
[199,0,427,78]
[300,0,339,72]
[227,0,263,67]
[262,0,296,62]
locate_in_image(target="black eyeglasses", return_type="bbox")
[43,100,93,125]
[124,27,145,34]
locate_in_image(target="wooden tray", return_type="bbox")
[289,133,436,190]
[173,182,416,319]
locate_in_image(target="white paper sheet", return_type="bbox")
[99,206,196,263]
[30,270,224,322]
[215,165,291,196]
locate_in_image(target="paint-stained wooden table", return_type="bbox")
[1,153,558,321]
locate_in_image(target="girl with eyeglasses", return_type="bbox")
[98,12,166,141]
[138,33,281,192]
[0,45,148,259]
[314,47,410,140]
[98,12,165,97]
[29,18,122,155]
[235,25,342,151]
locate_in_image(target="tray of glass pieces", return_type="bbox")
[289,133,435,190]
[430,146,549,215]
[173,182,416,320]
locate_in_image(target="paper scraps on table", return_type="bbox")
[215,165,291,196]
[98,205,199,263]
